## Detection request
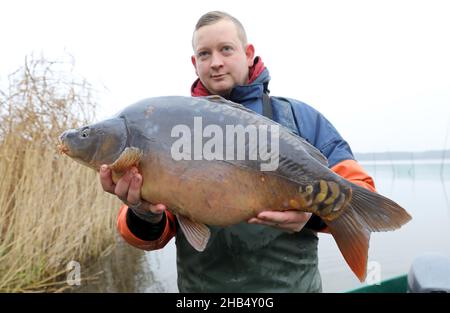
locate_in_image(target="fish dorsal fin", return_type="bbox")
[176,213,210,252]
[203,95,328,172]
[203,95,328,167]
[308,145,328,167]
[280,131,328,167]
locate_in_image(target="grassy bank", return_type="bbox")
[0,56,122,292]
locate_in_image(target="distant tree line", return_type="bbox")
[355,150,450,161]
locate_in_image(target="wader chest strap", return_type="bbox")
[262,92,273,120]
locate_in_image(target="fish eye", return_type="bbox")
[80,128,90,139]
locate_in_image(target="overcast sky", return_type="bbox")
[1,0,449,153]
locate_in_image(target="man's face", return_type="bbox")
[192,19,255,96]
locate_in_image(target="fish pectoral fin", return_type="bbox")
[109,147,143,173]
[176,214,210,252]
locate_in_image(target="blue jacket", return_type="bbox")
[229,67,354,168]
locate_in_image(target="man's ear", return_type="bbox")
[191,55,199,76]
[245,44,255,67]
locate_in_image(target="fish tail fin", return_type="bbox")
[324,184,412,282]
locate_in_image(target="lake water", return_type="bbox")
[318,159,450,292]
[77,159,450,293]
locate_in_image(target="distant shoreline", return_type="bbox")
[354,150,450,161]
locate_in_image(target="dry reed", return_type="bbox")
[0,55,121,292]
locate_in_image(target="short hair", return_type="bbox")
[192,11,248,50]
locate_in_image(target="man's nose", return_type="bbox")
[210,52,224,69]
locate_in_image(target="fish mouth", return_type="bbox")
[58,131,73,156]
[57,143,70,155]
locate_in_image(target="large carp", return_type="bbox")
[59,95,412,282]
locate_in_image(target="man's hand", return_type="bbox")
[248,210,312,233]
[99,164,166,224]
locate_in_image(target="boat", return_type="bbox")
[347,254,450,293]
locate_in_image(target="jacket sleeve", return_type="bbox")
[116,204,177,251]
[331,159,376,192]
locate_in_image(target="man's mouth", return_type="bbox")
[211,74,227,80]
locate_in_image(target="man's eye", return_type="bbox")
[222,46,233,53]
[198,51,209,58]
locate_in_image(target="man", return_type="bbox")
[100,11,375,292]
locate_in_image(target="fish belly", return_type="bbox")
[138,154,320,226]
